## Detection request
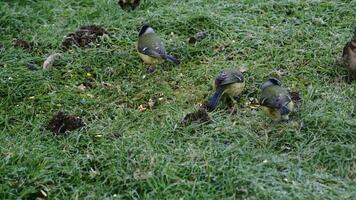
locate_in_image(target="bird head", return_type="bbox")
[138,24,155,37]
[214,71,228,87]
[261,78,281,90]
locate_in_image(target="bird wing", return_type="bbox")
[138,35,167,59]
[260,88,291,109]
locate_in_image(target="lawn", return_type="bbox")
[0,0,355,199]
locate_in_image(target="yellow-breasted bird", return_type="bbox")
[207,69,245,111]
[342,28,356,81]
[259,78,294,121]
[137,24,180,66]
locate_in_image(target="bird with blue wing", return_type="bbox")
[259,78,294,121]
[137,24,180,69]
[207,69,245,111]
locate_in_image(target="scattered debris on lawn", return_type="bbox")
[78,79,95,91]
[243,97,260,110]
[138,100,153,112]
[137,97,163,112]
[146,66,156,73]
[83,79,95,88]
[188,31,208,44]
[138,104,147,112]
[43,53,61,70]
[78,84,87,91]
[289,90,302,103]
[147,98,156,109]
[26,63,39,71]
[271,69,287,78]
[198,101,209,110]
[181,108,211,126]
[13,39,34,50]
[47,112,85,134]
[118,0,140,11]
[62,25,108,49]
[101,82,113,88]
[109,132,123,140]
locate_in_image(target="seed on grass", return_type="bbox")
[43,53,61,70]
[188,31,208,44]
[62,25,108,50]
[47,112,85,134]
[181,108,211,126]
[118,0,140,11]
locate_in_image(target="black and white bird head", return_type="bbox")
[261,78,281,90]
[138,24,155,37]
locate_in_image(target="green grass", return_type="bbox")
[1,0,356,199]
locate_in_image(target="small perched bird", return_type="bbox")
[259,78,294,121]
[137,24,180,67]
[342,29,356,81]
[207,69,245,111]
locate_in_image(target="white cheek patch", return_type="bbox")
[144,27,155,34]
[260,98,266,105]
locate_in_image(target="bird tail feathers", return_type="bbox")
[164,55,180,65]
[279,105,291,115]
[207,87,224,112]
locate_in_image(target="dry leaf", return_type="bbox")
[78,84,86,91]
[138,104,146,112]
[43,53,61,70]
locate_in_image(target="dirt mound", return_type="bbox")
[13,39,34,50]
[47,112,85,134]
[118,0,140,11]
[181,108,211,126]
[62,25,108,50]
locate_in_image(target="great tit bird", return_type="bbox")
[207,69,245,111]
[342,31,356,81]
[137,24,180,66]
[259,78,294,121]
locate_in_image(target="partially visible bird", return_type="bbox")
[342,28,356,82]
[259,78,294,121]
[207,69,245,111]
[137,24,180,67]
